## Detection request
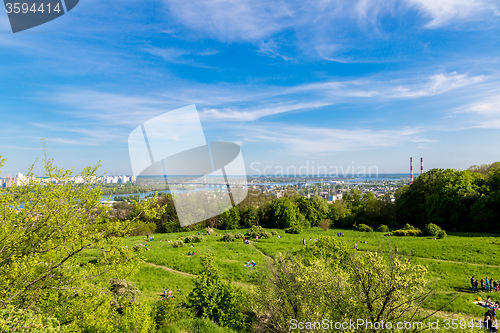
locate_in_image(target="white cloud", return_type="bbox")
[49,71,483,125]
[406,0,499,28]
[238,124,426,156]
[201,102,330,121]
[162,0,294,42]
[460,94,500,128]
[144,47,219,67]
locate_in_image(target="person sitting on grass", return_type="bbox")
[252,260,256,267]
[484,309,498,332]
[188,251,192,256]
[484,296,499,310]
[192,252,195,256]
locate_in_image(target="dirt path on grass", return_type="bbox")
[415,256,500,268]
[145,262,254,289]
[146,262,197,278]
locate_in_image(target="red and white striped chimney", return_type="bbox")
[420,157,423,176]
[410,157,413,183]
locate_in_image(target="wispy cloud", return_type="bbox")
[236,123,427,156]
[458,93,500,129]
[48,71,484,125]
[406,0,499,28]
[201,102,330,121]
[145,46,218,67]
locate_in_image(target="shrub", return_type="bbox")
[437,229,447,239]
[221,233,235,242]
[234,233,245,239]
[172,240,184,248]
[184,235,203,244]
[423,223,442,237]
[356,224,373,232]
[402,223,417,230]
[245,226,271,239]
[133,243,147,252]
[152,297,193,329]
[285,225,302,234]
[377,224,389,232]
[392,229,422,237]
[270,230,279,236]
[109,278,141,304]
[188,253,247,330]
[318,219,331,231]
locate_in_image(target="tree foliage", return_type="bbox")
[0,155,157,332]
[187,253,247,330]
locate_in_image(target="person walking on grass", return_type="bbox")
[472,276,476,292]
[482,279,486,292]
[303,238,306,246]
[487,277,491,292]
[474,279,479,293]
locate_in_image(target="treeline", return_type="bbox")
[120,188,397,235]
[395,162,500,232]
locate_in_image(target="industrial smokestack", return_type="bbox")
[410,157,413,183]
[420,157,423,176]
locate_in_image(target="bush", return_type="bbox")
[402,223,417,230]
[221,233,235,242]
[270,230,279,236]
[392,229,422,237]
[152,297,193,329]
[356,224,373,232]
[318,219,331,231]
[188,253,247,330]
[133,243,147,252]
[437,229,447,239]
[172,240,184,248]
[245,226,271,239]
[109,278,141,304]
[423,223,442,237]
[285,225,302,234]
[377,224,389,232]
[184,235,203,244]
[234,233,245,239]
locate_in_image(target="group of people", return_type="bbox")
[337,233,345,237]
[163,288,180,298]
[188,251,196,256]
[244,260,256,267]
[146,234,155,241]
[472,276,500,293]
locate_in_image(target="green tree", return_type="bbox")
[218,207,240,230]
[188,253,246,330]
[0,155,158,332]
[269,197,307,232]
[295,196,329,226]
[239,205,259,228]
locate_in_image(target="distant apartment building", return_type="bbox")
[5,177,13,188]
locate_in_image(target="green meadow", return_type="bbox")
[118,228,500,320]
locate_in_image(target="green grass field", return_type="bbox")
[116,228,500,320]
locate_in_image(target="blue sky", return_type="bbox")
[0,0,499,176]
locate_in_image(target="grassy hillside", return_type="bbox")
[108,228,500,320]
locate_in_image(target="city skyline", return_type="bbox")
[1,1,499,175]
